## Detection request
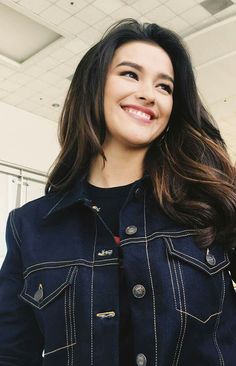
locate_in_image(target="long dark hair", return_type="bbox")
[46,19,236,249]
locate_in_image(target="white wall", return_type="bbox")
[0,101,59,173]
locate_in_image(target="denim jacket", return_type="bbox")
[0,174,235,366]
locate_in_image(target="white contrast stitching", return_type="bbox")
[24,261,119,278]
[69,283,73,365]
[168,238,228,274]
[65,286,70,366]
[24,258,118,277]
[120,230,197,246]
[166,249,183,366]
[172,257,184,366]
[176,262,187,365]
[45,192,69,216]
[73,268,78,346]
[9,210,21,248]
[176,310,222,323]
[144,193,158,366]
[91,218,97,366]
[44,343,76,356]
[213,271,225,366]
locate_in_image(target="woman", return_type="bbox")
[0,19,235,366]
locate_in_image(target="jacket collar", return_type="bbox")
[44,171,150,219]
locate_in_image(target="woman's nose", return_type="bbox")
[135,83,156,104]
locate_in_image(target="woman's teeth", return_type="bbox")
[123,107,151,121]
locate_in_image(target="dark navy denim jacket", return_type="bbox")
[0,174,236,366]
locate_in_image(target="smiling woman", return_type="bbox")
[0,18,236,366]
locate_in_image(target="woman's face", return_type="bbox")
[103,40,174,151]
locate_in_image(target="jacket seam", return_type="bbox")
[144,193,158,366]
[23,258,119,276]
[44,342,76,356]
[213,271,225,366]
[10,209,22,248]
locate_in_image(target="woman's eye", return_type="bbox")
[120,71,138,80]
[158,83,173,94]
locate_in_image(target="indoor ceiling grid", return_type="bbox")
[0,0,235,160]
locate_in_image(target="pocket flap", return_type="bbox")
[20,265,77,309]
[165,236,230,275]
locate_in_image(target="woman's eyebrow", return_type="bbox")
[115,61,174,85]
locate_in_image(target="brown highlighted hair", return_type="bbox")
[46,19,236,249]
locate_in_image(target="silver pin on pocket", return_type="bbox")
[34,283,44,302]
[206,248,216,266]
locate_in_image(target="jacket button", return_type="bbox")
[136,353,147,366]
[125,225,137,235]
[206,249,216,266]
[132,284,146,298]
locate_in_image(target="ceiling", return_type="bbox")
[0,0,235,161]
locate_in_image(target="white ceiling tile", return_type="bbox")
[144,5,176,24]
[27,79,50,92]
[35,56,59,71]
[38,70,62,84]
[0,89,8,98]
[43,85,62,97]
[18,0,51,14]
[7,72,34,85]
[1,80,21,92]
[65,38,88,53]
[192,16,217,33]
[166,0,196,14]
[165,16,190,34]
[30,92,53,105]
[51,63,72,77]
[0,65,16,78]
[16,99,40,113]
[23,65,45,77]
[60,16,88,34]
[93,16,114,33]
[93,0,123,14]
[181,5,211,25]
[2,93,26,105]
[50,47,74,63]
[40,5,70,24]
[78,27,102,45]
[75,5,106,26]
[57,0,88,14]
[132,0,161,15]
[66,53,84,69]
[12,85,36,98]
[55,78,71,91]
[110,5,141,20]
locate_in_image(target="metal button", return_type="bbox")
[136,353,147,366]
[132,284,146,298]
[206,249,216,266]
[125,225,137,235]
[34,283,43,302]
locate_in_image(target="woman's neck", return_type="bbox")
[88,145,146,188]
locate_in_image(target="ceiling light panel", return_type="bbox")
[0,3,61,64]
[200,0,234,15]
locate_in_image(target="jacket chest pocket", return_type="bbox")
[165,236,230,324]
[20,265,78,357]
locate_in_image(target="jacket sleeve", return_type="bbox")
[0,209,44,366]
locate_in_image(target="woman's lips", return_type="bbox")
[122,106,153,123]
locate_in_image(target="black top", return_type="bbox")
[86,181,134,365]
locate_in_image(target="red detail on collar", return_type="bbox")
[114,236,121,245]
